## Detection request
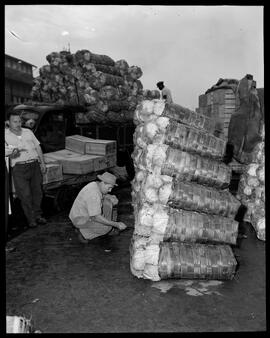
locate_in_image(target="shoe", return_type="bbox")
[107,228,120,236]
[29,222,38,228]
[36,217,47,225]
[77,231,89,244]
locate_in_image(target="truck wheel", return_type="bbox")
[54,186,76,212]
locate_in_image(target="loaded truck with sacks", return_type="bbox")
[8,49,156,212]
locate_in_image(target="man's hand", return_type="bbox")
[116,222,127,231]
[105,194,119,206]
[40,162,47,174]
[9,148,20,159]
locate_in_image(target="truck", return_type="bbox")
[8,102,136,212]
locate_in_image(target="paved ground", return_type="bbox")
[6,184,266,333]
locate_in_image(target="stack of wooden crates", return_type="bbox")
[197,88,239,139]
[42,135,117,184]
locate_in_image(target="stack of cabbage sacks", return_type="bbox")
[31,50,144,124]
[130,100,240,281]
[237,124,265,241]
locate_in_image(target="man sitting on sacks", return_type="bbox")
[69,172,127,243]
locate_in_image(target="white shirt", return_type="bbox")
[161,87,173,104]
[5,128,40,167]
[69,181,103,227]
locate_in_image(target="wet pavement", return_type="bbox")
[5,184,266,333]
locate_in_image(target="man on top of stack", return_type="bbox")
[156,81,173,104]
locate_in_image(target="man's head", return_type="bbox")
[8,111,22,132]
[97,172,118,194]
[156,81,164,90]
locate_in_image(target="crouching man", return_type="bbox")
[69,172,127,243]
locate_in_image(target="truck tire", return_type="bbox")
[54,185,77,212]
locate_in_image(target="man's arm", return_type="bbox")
[93,214,127,230]
[35,144,46,174]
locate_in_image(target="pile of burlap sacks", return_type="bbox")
[130,100,240,281]
[31,50,145,123]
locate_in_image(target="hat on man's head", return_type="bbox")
[97,172,118,186]
[156,81,164,87]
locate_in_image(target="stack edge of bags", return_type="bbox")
[130,100,240,281]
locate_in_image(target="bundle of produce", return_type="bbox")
[115,59,129,76]
[130,237,237,281]
[133,145,231,188]
[133,202,238,245]
[31,50,144,123]
[74,49,115,66]
[128,66,143,80]
[129,80,144,96]
[237,126,265,241]
[132,172,240,218]
[94,64,122,76]
[143,89,160,100]
[133,119,226,160]
[134,100,217,134]
[106,111,127,123]
[98,86,119,101]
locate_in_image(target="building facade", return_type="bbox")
[5,54,36,109]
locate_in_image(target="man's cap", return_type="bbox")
[156,81,164,86]
[97,172,118,186]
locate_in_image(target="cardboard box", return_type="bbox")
[43,163,63,185]
[44,149,105,175]
[65,135,117,156]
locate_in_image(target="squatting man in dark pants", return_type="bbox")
[69,172,127,243]
[5,111,47,228]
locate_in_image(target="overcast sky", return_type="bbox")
[5,5,264,110]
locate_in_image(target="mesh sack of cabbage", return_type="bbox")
[134,99,217,134]
[132,144,231,189]
[134,116,226,160]
[133,202,239,245]
[130,236,237,281]
[132,170,240,218]
[237,138,265,240]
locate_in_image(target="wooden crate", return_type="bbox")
[85,139,117,156]
[206,92,213,105]
[44,149,105,174]
[106,153,117,168]
[65,135,91,154]
[212,89,236,105]
[66,135,117,156]
[43,163,63,185]
[198,94,208,108]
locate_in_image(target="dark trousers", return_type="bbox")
[5,163,9,241]
[12,161,43,225]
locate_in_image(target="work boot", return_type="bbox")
[76,229,89,244]
[36,217,47,225]
[107,228,120,236]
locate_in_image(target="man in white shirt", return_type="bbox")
[156,81,173,104]
[5,111,47,228]
[69,172,127,243]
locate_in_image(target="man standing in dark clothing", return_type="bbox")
[5,111,47,228]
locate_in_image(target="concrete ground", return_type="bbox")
[6,184,266,333]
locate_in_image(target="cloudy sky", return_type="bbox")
[5,5,263,110]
